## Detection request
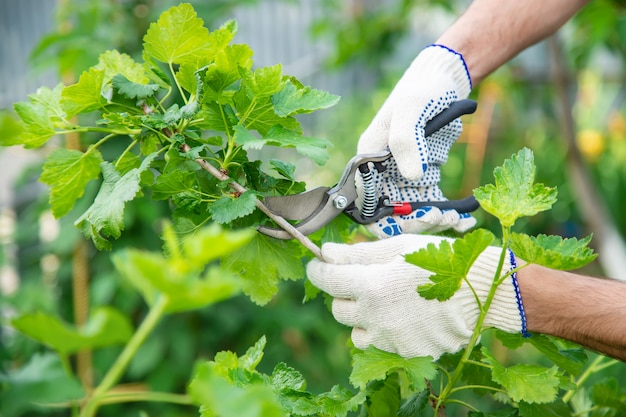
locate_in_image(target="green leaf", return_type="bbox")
[11,307,133,355]
[96,49,149,84]
[404,229,495,301]
[143,4,235,66]
[233,89,302,136]
[189,361,287,417]
[349,346,436,391]
[317,385,366,417]
[223,234,305,305]
[235,125,331,166]
[509,233,597,270]
[482,347,561,404]
[240,64,285,97]
[0,111,25,147]
[113,224,252,312]
[75,154,156,250]
[591,377,626,412]
[150,170,199,200]
[203,44,254,98]
[27,84,66,123]
[111,74,160,100]
[61,67,107,117]
[272,79,340,117]
[474,148,557,227]
[12,101,56,148]
[0,353,85,416]
[518,400,571,417]
[210,191,258,224]
[271,362,306,392]
[40,148,103,218]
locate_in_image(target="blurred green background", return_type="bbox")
[2,0,626,416]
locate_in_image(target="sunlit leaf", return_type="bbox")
[474,148,557,227]
[12,101,56,148]
[96,49,149,84]
[509,233,597,270]
[61,68,107,117]
[404,229,495,301]
[40,148,103,218]
[272,79,340,117]
[143,4,235,66]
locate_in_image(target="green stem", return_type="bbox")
[449,384,507,395]
[114,139,138,169]
[562,355,619,403]
[169,62,188,105]
[98,391,192,406]
[435,226,511,412]
[80,296,168,417]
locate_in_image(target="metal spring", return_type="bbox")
[359,165,377,218]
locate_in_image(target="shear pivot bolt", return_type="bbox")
[333,195,348,210]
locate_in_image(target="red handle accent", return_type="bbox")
[392,203,413,216]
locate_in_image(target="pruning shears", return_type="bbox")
[258,99,480,240]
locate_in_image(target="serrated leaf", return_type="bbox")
[474,148,557,227]
[27,84,66,123]
[111,74,160,100]
[11,307,133,355]
[233,89,302,136]
[143,4,235,66]
[150,170,198,200]
[96,49,149,84]
[317,385,366,417]
[61,67,107,117]
[272,79,340,117]
[482,347,561,404]
[203,44,254,99]
[223,234,305,305]
[240,64,285,97]
[0,353,85,416]
[591,377,626,412]
[40,148,103,218]
[12,101,56,148]
[509,233,597,270]
[271,362,306,392]
[188,361,287,417]
[75,154,156,250]
[235,125,331,165]
[404,229,495,301]
[349,346,436,391]
[209,191,258,224]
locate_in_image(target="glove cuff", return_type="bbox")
[461,247,527,336]
[416,44,472,98]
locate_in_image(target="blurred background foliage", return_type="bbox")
[2,0,626,416]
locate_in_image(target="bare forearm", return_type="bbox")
[517,263,626,361]
[436,0,589,85]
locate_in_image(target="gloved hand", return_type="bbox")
[306,234,526,359]
[357,44,475,237]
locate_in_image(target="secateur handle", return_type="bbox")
[345,98,479,224]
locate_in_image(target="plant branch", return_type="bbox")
[81,296,168,417]
[180,143,324,259]
[98,390,192,406]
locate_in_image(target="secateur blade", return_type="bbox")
[257,151,391,239]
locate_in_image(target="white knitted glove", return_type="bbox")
[306,234,525,359]
[357,44,475,237]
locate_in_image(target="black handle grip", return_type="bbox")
[409,195,480,214]
[424,99,477,137]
